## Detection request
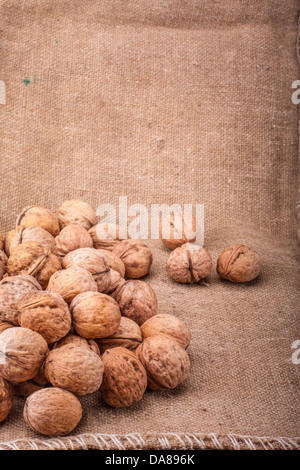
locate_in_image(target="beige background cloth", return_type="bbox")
[0,0,299,450]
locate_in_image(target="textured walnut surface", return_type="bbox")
[55,224,93,256]
[167,243,212,284]
[0,376,13,423]
[141,313,191,349]
[56,199,97,231]
[16,206,60,237]
[112,239,152,278]
[160,211,197,250]
[47,266,98,304]
[10,226,57,255]
[217,244,261,283]
[96,316,142,354]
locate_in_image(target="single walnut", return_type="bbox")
[70,291,121,339]
[56,199,97,230]
[97,249,126,277]
[217,244,261,283]
[112,239,152,278]
[160,211,197,250]
[0,377,13,423]
[0,274,42,325]
[16,205,60,237]
[23,387,82,436]
[89,223,128,251]
[141,314,191,349]
[9,226,57,255]
[136,334,190,390]
[96,317,142,354]
[102,269,125,295]
[52,334,100,356]
[4,229,15,256]
[17,291,71,344]
[111,280,157,326]
[0,250,8,281]
[62,247,111,293]
[55,224,93,256]
[47,267,98,304]
[0,321,14,334]
[7,241,62,289]
[167,243,212,284]
[0,327,48,382]
[100,347,147,408]
[44,344,104,396]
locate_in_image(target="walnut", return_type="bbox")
[3,229,15,256]
[102,269,125,295]
[0,274,42,325]
[0,327,48,382]
[0,377,13,423]
[55,224,93,256]
[0,321,14,334]
[111,280,157,326]
[136,334,190,390]
[141,314,191,349]
[52,334,100,356]
[0,250,8,281]
[112,239,152,278]
[167,243,212,283]
[88,223,128,251]
[17,291,71,344]
[70,291,121,339]
[96,317,142,354]
[100,347,147,408]
[97,249,126,277]
[160,211,197,250]
[12,361,50,398]
[0,232,3,251]
[56,199,97,230]
[62,247,111,293]
[47,267,98,304]
[7,241,62,289]
[44,344,104,396]
[217,244,261,283]
[16,205,60,237]
[9,226,57,255]
[23,387,83,436]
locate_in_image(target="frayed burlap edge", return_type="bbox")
[0,432,299,450]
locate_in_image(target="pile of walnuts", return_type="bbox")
[0,200,193,437]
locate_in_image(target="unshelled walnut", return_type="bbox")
[160,211,197,250]
[56,199,97,231]
[96,317,142,354]
[9,226,57,255]
[217,244,261,283]
[88,223,128,251]
[100,347,147,408]
[18,291,71,344]
[102,269,125,295]
[0,250,8,281]
[167,243,212,284]
[112,239,152,278]
[70,291,121,339]
[47,267,98,304]
[23,387,82,436]
[62,247,111,293]
[141,314,191,349]
[12,361,50,398]
[44,344,104,396]
[4,229,15,256]
[111,280,157,326]
[16,205,60,237]
[52,334,100,356]
[0,327,48,382]
[97,249,126,277]
[55,224,93,256]
[136,334,190,390]
[0,321,14,334]
[7,241,62,289]
[0,274,42,325]
[0,377,13,423]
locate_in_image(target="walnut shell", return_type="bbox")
[47,267,98,304]
[141,314,191,349]
[55,224,93,256]
[0,232,3,252]
[56,199,97,230]
[112,239,152,279]
[96,317,142,354]
[18,291,72,344]
[0,327,48,382]
[62,247,111,293]
[52,334,100,356]
[9,226,57,255]
[89,223,128,251]
[111,280,157,326]
[16,205,60,237]
[0,274,42,325]
[97,249,126,277]
[101,269,125,295]
[7,241,62,289]
[0,377,13,423]
[136,334,190,391]
[4,229,15,256]
[23,387,82,436]
[217,244,261,283]
[160,211,197,250]
[44,344,104,396]
[0,321,14,334]
[12,381,45,398]
[167,243,212,284]
[100,347,147,407]
[70,291,121,339]
[0,250,8,281]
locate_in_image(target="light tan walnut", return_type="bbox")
[167,243,212,284]
[97,249,126,277]
[0,250,7,281]
[112,239,152,279]
[56,199,97,231]
[102,269,125,295]
[47,267,98,304]
[55,224,93,256]
[9,226,57,255]
[141,314,191,349]
[16,205,60,237]
[217,244,261,283]
[88,223,128,251]
[0,377,13,423]
[96,317,142,354]
[52,334,100,356]
[23,387,82,436]
[100,347,147,408]
[4,229,15,257]
[160,211,197,250]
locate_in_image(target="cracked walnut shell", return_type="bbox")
[217,244,261,283]
[112,239,152,279]
[47,267,98,304]
[96,316,142,354]
[167,243,212,284]
[141,314,191,349]
[0,376,13,423]
[56,199,97,231]
[16,205,60,237]
[55,224,93,256]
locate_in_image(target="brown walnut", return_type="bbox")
[0,232,3,251]
[101,269,125,295]
[97,249,126,277]
[56,199,97,230]
[0,250,7,281]
[0,376,13,423]
[3,229,15,256]
[0,321,14,334]
[141,313,191,349]
[47,267,98,304]
[52,334,100,356]
[9,226,57,255]
[23,387,82,436]
[89,223,128,251]
[167,243,212,284]
[112,239,152,278]
[217,244,261,283]
[160,211,197,250]
[55,224,93,256]
[100,347,147,408]
[16,205,60,237]
[96,317,142,354]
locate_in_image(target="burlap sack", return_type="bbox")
[0,0,299,450]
